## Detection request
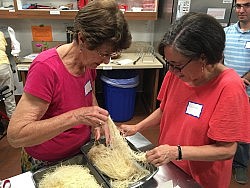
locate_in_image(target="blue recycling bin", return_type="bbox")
[101,71,139,122]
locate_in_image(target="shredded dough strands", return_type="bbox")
[39,165,101,188]
[87,116,150,188]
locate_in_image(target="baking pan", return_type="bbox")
[81,139,158,188]
[32,154,109,188]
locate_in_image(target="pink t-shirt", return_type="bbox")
[24,48,96,162]
[157,69,250,188]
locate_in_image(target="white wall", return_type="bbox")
[0,19,155,56]
[0,18,155,94]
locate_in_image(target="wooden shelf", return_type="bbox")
[16,10,78,20]
[0,0,158,20]
[124,11,158,20]
[0,9,17,18]
[0,10,158,20]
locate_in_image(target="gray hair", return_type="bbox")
[158,12,225,64]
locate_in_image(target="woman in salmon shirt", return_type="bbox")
[119,12,250,188]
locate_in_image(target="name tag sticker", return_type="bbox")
[245,41,250,49]
[84,80,92,96]
[186,102,203,118]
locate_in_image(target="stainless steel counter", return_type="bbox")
[127,133,202,188]
[143,163,201,187]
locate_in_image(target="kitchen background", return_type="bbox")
[1,1,249,187]
[0,0,239,95]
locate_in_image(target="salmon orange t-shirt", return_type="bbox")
[157,69,250,188]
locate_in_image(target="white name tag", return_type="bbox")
[186,102,203,118]
[245,41,250,49]
[84,80,92,96]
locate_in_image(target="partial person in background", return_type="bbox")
[7,0,132,172]
[224,0,250,185]
[119,12,250,188]
[0,31,16,136]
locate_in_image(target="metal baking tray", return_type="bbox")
[32,154,110,188]
[81,139,158,188]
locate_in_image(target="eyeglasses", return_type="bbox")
[234,3,250,9]
[96,49,117,58]
[165,58,193,72]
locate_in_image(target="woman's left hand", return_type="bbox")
[146,145,177,167]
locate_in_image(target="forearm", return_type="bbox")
[147,142,237,167]
[8,108,81,148]
[242,71,250,81]
[8,91,108,148]
[242,71,250,87]
[180,142,237,161]
[137,107,162,132]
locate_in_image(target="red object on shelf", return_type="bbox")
[142,4,155,11]
[77,0,88,10]
[142,0,155,11]
[118,4,128,11]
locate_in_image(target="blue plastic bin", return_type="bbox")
[101,73,139,122]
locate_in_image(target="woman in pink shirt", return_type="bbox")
[7,0,132,172]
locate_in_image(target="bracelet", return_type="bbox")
[176,145,182,160]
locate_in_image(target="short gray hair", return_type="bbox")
[158,12,225,64]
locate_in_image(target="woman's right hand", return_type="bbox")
[73,106,109,128]
[73,106,111,144]
[118,124,139,137]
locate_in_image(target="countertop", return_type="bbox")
[16,53,163,71]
